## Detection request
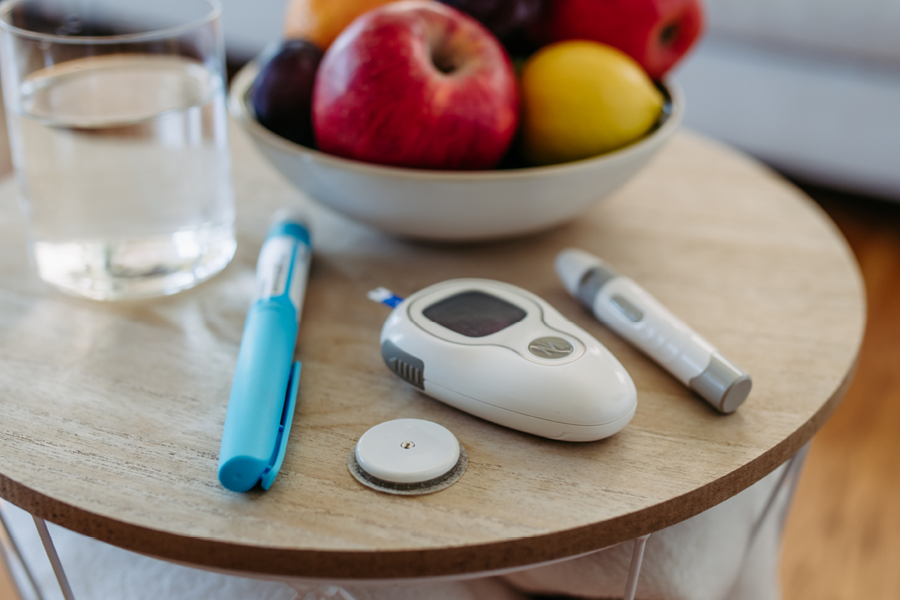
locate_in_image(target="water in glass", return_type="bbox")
[8,53,235,300]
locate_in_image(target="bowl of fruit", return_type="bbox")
[229,0,698,242]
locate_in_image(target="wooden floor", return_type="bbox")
[0,524,23,600]
[781,186,900,600]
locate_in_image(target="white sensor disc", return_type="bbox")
[349,419,466,495]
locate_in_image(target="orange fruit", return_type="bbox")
[284,0,427,49]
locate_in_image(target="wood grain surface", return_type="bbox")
[0,128,864,580]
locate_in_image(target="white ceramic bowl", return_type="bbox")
[229,61,683,242]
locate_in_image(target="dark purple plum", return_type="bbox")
[438,0,543,41]
[250,39,323,147]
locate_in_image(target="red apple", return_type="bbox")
[312,1,519,170]
[531,0,704,80]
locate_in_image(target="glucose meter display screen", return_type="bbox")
[423,291,527,337]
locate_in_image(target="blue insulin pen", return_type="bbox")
[218,210,312,493]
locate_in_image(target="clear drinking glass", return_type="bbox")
[0,0,235,300]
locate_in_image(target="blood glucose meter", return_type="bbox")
[379,279,637,441]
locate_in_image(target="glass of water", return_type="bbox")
[0,0,235,300]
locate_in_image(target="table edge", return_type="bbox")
[0,355,858,579]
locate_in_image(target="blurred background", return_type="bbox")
[0,1,897,599]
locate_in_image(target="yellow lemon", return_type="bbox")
[520,41,664,166]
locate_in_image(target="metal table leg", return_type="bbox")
[722,443,812,600]
[32,517,76,600]
[623,534,651,600]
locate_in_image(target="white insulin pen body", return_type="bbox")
[555,248,751,413]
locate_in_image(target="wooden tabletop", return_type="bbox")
[0,127,865,580]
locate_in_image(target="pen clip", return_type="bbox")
[260,361,301,490]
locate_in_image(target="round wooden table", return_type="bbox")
[0,127,865,581]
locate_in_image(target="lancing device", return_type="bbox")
[555,248,751,414]
[218,210,312,492]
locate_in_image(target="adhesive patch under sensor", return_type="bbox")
[349,419,467,495]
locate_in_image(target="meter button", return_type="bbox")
[528,336,574,359]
